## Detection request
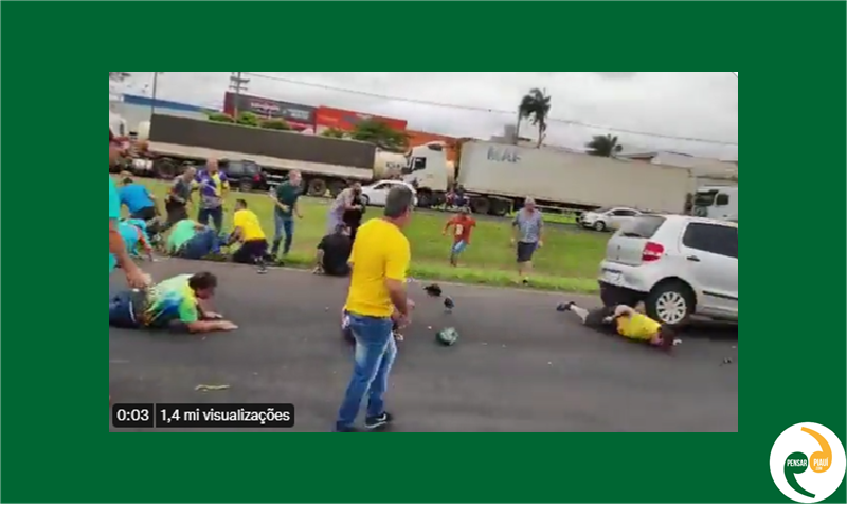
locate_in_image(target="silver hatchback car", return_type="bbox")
[597,215,738,327]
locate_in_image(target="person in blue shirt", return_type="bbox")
[119,177,158,221]
[110,176,148,286]
[118,219,153,260]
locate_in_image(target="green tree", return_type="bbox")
[351,119,410,151]
[519,88,552,148]
[321,128,346,139]
[237,111,259,127]
[261,118,291,131]
[208,112,235,123]
[585,134,624,157]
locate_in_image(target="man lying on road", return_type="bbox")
[166,219,221,260]
[109,272,237,333]
[313,224,352,277]
[559,301,675,352]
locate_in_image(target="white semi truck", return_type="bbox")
[403,140,694,216]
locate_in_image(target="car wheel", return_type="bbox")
[646,281,695,327]
[361,195,370,207]
[594,221,606,232]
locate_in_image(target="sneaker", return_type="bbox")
[364,412,394,431]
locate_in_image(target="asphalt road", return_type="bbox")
[109,260,738,432]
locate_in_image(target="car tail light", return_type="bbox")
[253,174,261,182]
[642,242,665,262]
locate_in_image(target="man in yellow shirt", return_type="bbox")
[228,199,270,272]
[335,186,414,432]
[561,301,675,352]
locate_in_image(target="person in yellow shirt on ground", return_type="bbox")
[228,199,270,272]
[335,186,415,432]
[561,301,675,352]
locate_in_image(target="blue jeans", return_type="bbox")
[180,229,220,260]
[336,313,397,430]
[272,214,294,255]
[198,206,223,233]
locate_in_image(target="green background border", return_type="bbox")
[1,1,846,503]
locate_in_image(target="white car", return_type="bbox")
[597,214,738,327]
[579,207,642,232]
[360,180,418,208]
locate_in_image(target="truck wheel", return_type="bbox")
[471,197,490,215]
[417,192,432,208]
[646,280,695,328]
[307,178,327,197]
[327,180,346,199]
[239,180,252,193]
[594,221,607,232]
[490,199,509,217]
[156,158,178,179]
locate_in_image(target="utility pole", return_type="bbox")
[229,72,250,117]
[150,72,163,117]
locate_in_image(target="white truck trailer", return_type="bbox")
[405,140,694,216]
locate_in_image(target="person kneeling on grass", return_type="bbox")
[561,302,675,352]
[227,199,270,271]
[109,272,237,333]
[117,219,153,262]
[313,224,352,277]
[166,219,220,260]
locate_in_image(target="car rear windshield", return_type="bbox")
[618,215,667,238]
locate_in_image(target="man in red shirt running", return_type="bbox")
[444,208,476,267]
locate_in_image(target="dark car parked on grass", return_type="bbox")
[220,159,270,192]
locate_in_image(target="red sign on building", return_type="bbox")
[315,106,408,133]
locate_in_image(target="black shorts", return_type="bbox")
[517,242,537,263]
[233,240,269,264]
[131,206,158,222]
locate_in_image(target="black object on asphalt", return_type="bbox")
[424,284,442,298]
[444,297,455,313]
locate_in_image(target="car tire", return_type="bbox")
[594,221,606,232]
[646,280,695,328]
[361,195,370,207]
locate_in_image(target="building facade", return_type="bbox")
[315,106,408,134]
[109,94,213,134]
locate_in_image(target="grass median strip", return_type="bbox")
[122,177,606,293]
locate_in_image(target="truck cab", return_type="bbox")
[692,186,738,222]
[402,142,451,207]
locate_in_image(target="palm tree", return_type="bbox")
[518,88,552,148]
[585,134,624,157]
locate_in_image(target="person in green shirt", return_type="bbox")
[269,170,303,258]
[166,220,220,259]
